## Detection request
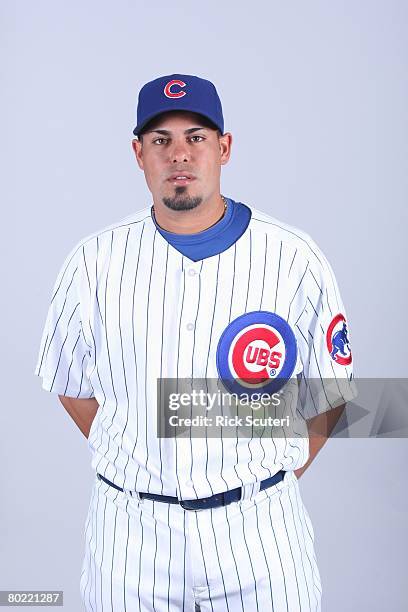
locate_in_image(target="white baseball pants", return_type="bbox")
[80,470,322,611]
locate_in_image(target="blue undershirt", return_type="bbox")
[151,196,252,261]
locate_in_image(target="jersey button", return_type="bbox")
[186,323,195,331]
[185,479,194,487]
[188,268,197,276]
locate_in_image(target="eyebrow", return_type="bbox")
[144,127,209,136]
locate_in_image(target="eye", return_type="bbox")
[153,138,168,145]
[190,135,205,142]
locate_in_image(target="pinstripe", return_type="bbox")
[241,234,254,476]
[166,503,171,611]
[295,325,320,417]
[268,491,289,612]
[277,489,302,611]
[253,502,275,610]
[158,244,170,495]
[228,242,246,489]
[152,501,158,611]
[259,232,267,309]
[286,487,312,610]
[79,345,92,397]
[223,505,245,611]
[244,229,252,312]
[193,511,215,612]
[274,241,282,312]
[36,332,49,379]
[310,335,334,409]
[44,265,78,369]
[127,222,145,490]
[110,502,119,611]
[209,508,230,611]
[292,485,322,600]
[90,482,102,612]
[144,231,157,492]
[64,331,81,395]
[191,259,204,378]
[289,485,321,610]
[99,491,107,611]
[287,261,309,321]
[202,254,222,496]
[182,510,187,611]
[122,499,130,612]
[237,503,260,612]
[97,232,118,478]
[94,234,114,453]
[308,267,323,297]
[50,302,81,390]
[204,254,221,378]
[174,255,188,499]
[188,258,204,498]
[229,242,237,323]
[50,257,78,304]
[81,480,98,611]
[95,235,104,326]
[288,248,297,277]
[136,504,144,612]
[241,238,257,481]
[110,229,131,482]
[81,244,93,331]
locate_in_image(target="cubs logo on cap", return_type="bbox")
[326,313,352,365]
[164,79,187,98]
[216,311,298,396]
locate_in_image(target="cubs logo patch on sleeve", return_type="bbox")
[216,311,298,396]
[326,313,352,365]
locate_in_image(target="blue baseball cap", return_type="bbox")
[133,73,224,136]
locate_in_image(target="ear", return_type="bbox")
[132,139,144,170]
[219,132,232,166]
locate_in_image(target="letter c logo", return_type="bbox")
[164,79,186,98]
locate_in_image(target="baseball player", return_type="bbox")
[34,73,356,611]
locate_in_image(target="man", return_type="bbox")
[34,73,356,611]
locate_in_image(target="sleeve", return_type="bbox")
[34,243,95,399]
[295,240,358,420]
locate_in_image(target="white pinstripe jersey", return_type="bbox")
[34,200,356,499]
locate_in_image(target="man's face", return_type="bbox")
[132,111,232,211]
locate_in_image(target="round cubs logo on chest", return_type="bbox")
[216,311,298,396]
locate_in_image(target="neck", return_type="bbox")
[152,193,227,234]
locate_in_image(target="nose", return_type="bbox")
[169,139,190,163]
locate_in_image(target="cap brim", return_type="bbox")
[133,107,221,136]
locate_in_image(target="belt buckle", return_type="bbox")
[179,499,206,511]
[180,494,224,511]
[179,498,208,512]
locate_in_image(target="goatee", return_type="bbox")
[163,187,202,211]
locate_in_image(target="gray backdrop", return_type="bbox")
[1,0,407,610]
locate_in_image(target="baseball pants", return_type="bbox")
[80,470,322,611]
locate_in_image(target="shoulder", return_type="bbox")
[51,206,152,287]
[245,202,331,271]
[61,206,152,261]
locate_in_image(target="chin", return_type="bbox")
[162,190,203,212]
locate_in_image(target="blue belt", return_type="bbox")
[97,470,286,510]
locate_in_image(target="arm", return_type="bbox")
[294,403,346,479]
[58,395,99,439]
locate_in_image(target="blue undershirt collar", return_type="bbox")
[151,196,252,261]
